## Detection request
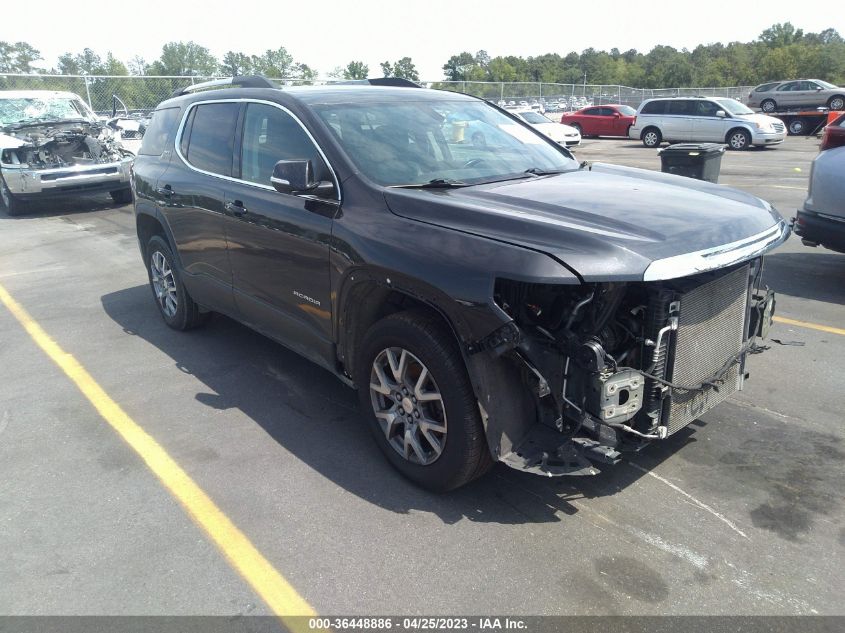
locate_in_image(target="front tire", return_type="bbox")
[641,127,662,148]
[145,235,208,330]
[356,311,492,491]
[0,175,25,216]
[727,128,752,150]
[761,99,777,113]
[828,95,845,111]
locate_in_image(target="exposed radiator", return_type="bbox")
[664,264,750,435]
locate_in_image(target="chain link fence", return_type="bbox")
[429,81,753,109]
[0,74,754,116]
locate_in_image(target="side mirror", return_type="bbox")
[816,87,823,91]
[716,110,726,118]
[271,159,317,194]
[613,112,621,118]
[271,159,336,199]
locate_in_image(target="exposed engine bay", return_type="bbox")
[0,120,132,169]
[480,258,775,476]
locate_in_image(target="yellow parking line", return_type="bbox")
[0,283,316,626]
[774,316,845,336]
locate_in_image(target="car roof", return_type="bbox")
[0,90,84,99]
[156,85,479,110]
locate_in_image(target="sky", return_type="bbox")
[2,0,840,79]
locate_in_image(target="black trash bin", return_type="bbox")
[658,143,726,183]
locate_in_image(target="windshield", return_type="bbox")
[314,99,577,187]
[715,98,755,116]
[617,105,636,116]
[0,96,94,127]
[518,111,550,124]
[815,79,838,90]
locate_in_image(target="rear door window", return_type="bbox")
[668,101,695,115]
[181,103,240,177]
[583,108,601,116]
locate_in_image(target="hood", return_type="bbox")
[0,132,27,149]
[531,123,573,141]
[734,113,782,127]
[384,163,785,282]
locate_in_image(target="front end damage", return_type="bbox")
[468,251,781,478]
[1,121,133,199]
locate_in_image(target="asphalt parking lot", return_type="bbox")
[1,136,843,618]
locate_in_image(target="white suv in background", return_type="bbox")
[629,97,786,150]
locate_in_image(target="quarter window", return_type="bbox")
[239,103,332,189]
[640,101,666,115]
[182,103,240,177]
[138,107,180,156]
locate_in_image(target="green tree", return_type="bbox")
[380,57,419,82]
[149,41,218,76]
[219,51,252,76]
[343,60,369,79]
[759,23,804,48]
[0,41,42,72]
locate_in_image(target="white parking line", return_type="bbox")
[628,462,750,539]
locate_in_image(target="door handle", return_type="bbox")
[156,185,173,197]
[225,201,248,217]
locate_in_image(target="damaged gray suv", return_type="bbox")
[133,76,788,491]
[0,90,134,216]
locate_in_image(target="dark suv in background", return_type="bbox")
[132,77,787,491]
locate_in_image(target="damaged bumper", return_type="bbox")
[469,254,782,479]
[2,157,133,198]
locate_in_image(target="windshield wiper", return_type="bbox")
[524,167,566,176]
[393,178,469,189]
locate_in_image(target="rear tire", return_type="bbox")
[761,99,777,113]
[0,175,25,216]
[356,310,493,491]
[110,188,133,204]
[641,127,662,148]
[145,235,208,331]
[788,119,808,135]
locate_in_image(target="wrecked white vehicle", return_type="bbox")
[0,90,134,216]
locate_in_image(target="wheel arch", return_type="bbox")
[337,273,481,385]
[135,209,183,269]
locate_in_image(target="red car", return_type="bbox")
[820,111,845,151]
[560,104,637,138]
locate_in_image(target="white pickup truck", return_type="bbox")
[0,90,134,216]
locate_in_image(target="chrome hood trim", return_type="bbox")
[643,220,790,281]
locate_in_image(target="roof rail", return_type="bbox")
[334,77,422,88]
[171,75,277,98]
